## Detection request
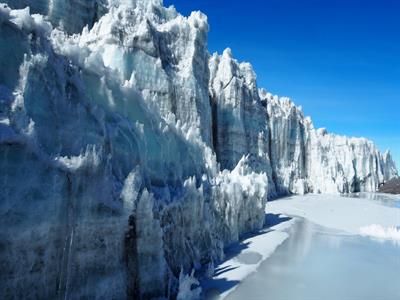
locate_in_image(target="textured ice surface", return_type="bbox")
[2,0,108,33]
[0,1,398,299]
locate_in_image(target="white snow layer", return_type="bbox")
[0,1,398,299]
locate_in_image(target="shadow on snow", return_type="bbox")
[201,213,292,298]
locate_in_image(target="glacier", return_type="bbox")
[0,0,397,299]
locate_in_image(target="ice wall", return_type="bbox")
[209,52,397,196]
[259,91,398,195]
[0,3,267,299]
[209,50,274,193]
[0,1,398,299]
[261,90,310,195]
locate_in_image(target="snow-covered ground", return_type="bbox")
[268,194,400,240]
[204,193,400,299]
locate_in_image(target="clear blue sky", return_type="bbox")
[164,0,400,167]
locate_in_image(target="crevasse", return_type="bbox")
[0,1,397,299]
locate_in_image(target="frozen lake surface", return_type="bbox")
[227,218,400,300]
[204,193,400,299]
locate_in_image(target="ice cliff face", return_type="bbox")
[260,91,398,195]
[0,0,397,299]
[0,2,266,299]
[209,49,274,193]
[3,0,108,33]
[209,52,397,196]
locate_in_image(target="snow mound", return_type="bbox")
[360,224,400,244]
